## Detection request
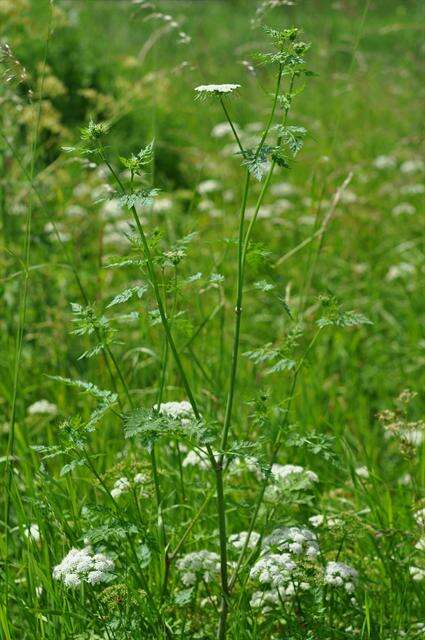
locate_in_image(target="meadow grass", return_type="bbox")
[0,1,424,638]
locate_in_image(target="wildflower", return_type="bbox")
[400,183,424,195]
[24,523,40,543]
[133,473,144,484]
[111,477,130,499]
[229,531,260,550]
[309,514,324,528]
[415,537,425,551]
[153,197,173,213]
[250,553,296,587]
[27,400,57,416]
[227,455,263,479]
[53,547,114,588]
[176,550,221,586]
[355,466,370,479]
[270,181,297,196]
[264,466,317,507]
[194,83,241,96]
[324,561,358,593]
[413,507,425,528]
[373,155,396,170]
[182,449,211,470]
[392,202,415,216]
[409,566,425,581]
[250,586,299,609]
[271,464,319,482]
[211,121,237,138]
[198,179,221,194]
[386,262,415,282]
[262,527,320,559]
[400,159,424,174]
[157,401,194,425]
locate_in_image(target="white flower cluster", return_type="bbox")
[308,514,343,529]
[195,83,241,95]
[324,561,358,593]
[414,507,425,528]
[250,553,296,588]
[264,464,318,503]
[409,566,425,582]
[229,531,260,551]
[176,550,221,587]
[157,400,194,426]
[27,399,57,416]
[249,526,320,610]
[250,581,311,610]
[271,464,319,484]
[111,473,145,499]
[182,449,211,470]
[53,547,114,587]
[227,455,262,478]
[262,527,320,559]
[373,155,396,170]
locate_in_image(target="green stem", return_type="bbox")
[218,97,245,156]
[220,170,250,455]
[256,63,283,156]
[229,328,322,591]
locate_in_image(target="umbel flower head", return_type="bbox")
[53,547,114,588]
[194,83,241,100]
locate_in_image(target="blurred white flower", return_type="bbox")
[324,561,358,593]
[271,464,319,484]
[409,566,425,581]
[400,183,424,195]
[24,523,40,543]
[176,550,221,586]
[400,159,424,174]
[373,155,396,170]
[198,179,221,195]
[211,122,237,138]
[229,531,260,550]
[392,202,416,216]
[355,466,370,479]
[309,514,324,528]
[414,507,425,528]
[111,477,130,499]
[182,450,211,470]
[386,262,415,282]
[27,400,57,416]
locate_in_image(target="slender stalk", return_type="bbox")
[218,97,245,155]
[229,328,323,590]
[215,67,285,638]
[220,169,250,455]
[255,63,283,156]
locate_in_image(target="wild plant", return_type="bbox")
[3,5,424,640]
[22,25,380,640]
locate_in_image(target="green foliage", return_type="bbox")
[317,295,373,328]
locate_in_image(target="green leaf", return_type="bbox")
[265,358,296,375]
[276,125,307,156]
[47,375,118,405]
[118,188,160,209]
[106,284,148,309]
